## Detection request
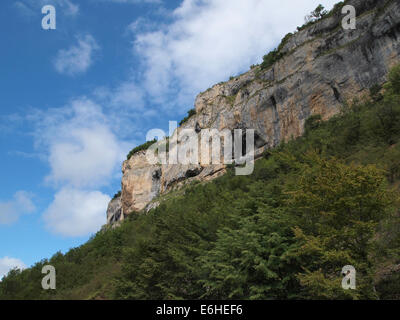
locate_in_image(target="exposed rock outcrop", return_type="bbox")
[107,0,400,224]
[106,195,123,226]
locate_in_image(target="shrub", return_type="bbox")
[260,33,292,70]
[179,108,196,126]
[370,84,383,102]
[113,191,122,200]
[384,64,400,95]
[277,33,293,52]
[304,114,322,134]
[126,139,157,160]
[260,49,283,70]
[304,4,328,23]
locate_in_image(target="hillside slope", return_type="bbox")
[1,64,400,299]
[1,0,400,300]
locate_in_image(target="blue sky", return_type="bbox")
[0,0,339,277]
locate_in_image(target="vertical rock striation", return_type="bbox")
[106,195,123,226]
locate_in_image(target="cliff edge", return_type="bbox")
[108,0,400,224]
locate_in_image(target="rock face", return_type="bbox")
[121,150,227,215]
[108,0,400,224]
[106,195,123,225]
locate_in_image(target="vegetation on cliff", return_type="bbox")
[1,65,400,300]
[260,2,345,70]
[179,108,197,126]
[126,139,157,160]
[112,191,121,200]
[125,107,197,161]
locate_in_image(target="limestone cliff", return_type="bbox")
[107,0,400,224]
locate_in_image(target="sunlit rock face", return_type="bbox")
[108,0,400,224]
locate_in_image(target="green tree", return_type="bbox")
[305,4,327,23]
[384,64,400,96]
[286,154,393,299]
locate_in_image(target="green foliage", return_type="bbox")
[179,108,196,126]
[297,1,346,32]
[304,114,322,135]
[113,191,121,200]
[260,33,293,70]
[376,272,400,300]
[225,95,236,106]
[305,4,328,23]
[198,153,395,300]
[260,49,283,70]
[277,33,293,52]
[329,1,347,16]
[384,64,400,96]
[370,84,383,102]
[287,156,392,299]
[127,139,157,160]
[258,1,349,71]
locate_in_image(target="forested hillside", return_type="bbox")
[1,65,400,300]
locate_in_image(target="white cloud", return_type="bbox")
[55,0,79,16]
[95,82,145,111]
[54,34,100,76]
[32,98,124,188]
[43,188,110,237]
[47,126,121,187]
[132,0,339,109]
[15,0,79,17]
[29,98,129,237]
[90,82,160,141]
[0,257,26,280]
[0,191,36,225]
